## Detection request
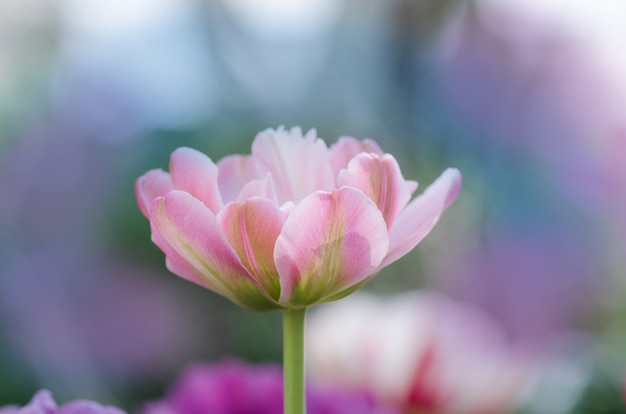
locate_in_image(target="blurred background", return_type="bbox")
[1,0,626,412]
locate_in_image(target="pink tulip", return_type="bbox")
[136,127,460,310]
[307,291,532,414]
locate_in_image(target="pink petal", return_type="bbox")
[337,153,414,229]
[150,217,206,288]
[135,169,173,218]
[328,136,384,175]
[170,147,223,214]
[381,168,461,268]
[150,190,279,311]
[218,198,285,301]
[275,187,390,307]
[251,126,335,204]
[217,154,259,203]
[236,173,278,203]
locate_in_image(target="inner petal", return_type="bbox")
[274,187,389,307]
[251,126,335,204]
[218,197,285,300]
[337,153,413,229]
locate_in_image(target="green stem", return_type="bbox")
[283,308,307,414]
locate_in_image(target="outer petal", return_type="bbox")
[381,168,461,268]
[251,126,335,204]
[150,215,208,288]
[328,136,384,175]
[150,190,280,311]
[217,154,259,203]
[170,147,223,214]
[135,169,173,218]
[337,153,414,229]
[275,187,390,307]
[218,198,285,301]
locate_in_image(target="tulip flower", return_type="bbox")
[135,126,460,311]
[307,291,532,414]
[136,126,460,414]
[0,390,125,414]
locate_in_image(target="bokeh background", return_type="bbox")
[1,0,626,412]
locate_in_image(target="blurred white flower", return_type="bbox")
[53,0,216,132]
[307,291,532,414]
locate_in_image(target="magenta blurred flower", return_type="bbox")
[0,390,124,414]
[135,126,460,311]
[307,291,532,414]
[141,359,397,414]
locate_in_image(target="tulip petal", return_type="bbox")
[236,173,278,204]
[381,168,461,267]
[328,136,384,175]
[151,190,279,311]
[251,127,335,204]
[275,187,390,307]
[217,154,259,203]
[218,198,285,300]
[135,169,173,218]
[170,147,223,214]
[150,217,207,288]
[337,153,414,229]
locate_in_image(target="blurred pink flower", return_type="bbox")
[136,126,460,310]
[433,232,602,346]
[0,390,124,414]
[1,251,208,397]
[307,291,532,414]
[141,359,398,414]
[437,1,626,216]
[0,121,217,397]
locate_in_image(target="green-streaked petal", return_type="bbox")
[150,190,280,311]
[218,197,284,301]
[275,187,389,307]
